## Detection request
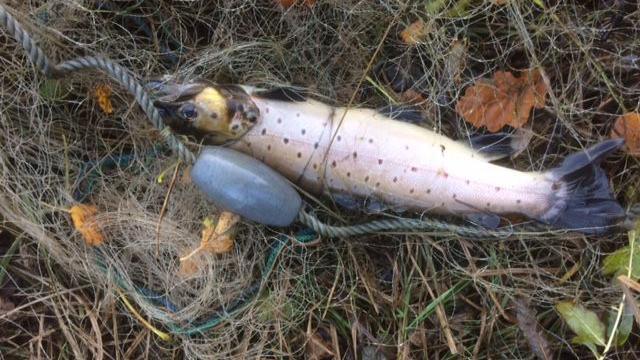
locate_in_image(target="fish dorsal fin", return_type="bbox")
[378,104,424,124]
[467,132,517,161]
[253,87,307,102]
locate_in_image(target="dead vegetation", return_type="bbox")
[0,0,639,359]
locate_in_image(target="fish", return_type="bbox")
[153,81,625,234]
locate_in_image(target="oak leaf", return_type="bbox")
[611,112,640,156]
[456,69,548,132]
[70,204,104,246]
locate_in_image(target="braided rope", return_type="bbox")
[298,207,556,239]
[0,4,196,164]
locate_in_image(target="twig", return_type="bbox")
[155,161,181,256]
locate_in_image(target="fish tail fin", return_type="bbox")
[540,139,625,234]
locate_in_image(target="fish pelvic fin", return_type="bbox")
[540,139,625,234]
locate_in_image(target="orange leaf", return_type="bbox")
[70,204,104,246]
[456,69,548,132]
[179,212,240,276]
[611,112,640,156]
[94,84,114,114]
[400,20,428,45]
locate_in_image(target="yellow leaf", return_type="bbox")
[95,84,114,115]
[179,212,240,276]
[70,204,104,246]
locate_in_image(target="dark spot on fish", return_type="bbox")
[337,135,342,141]
[210,112,218,119]
[466,180,470,185]
[313,163,317,169]
[375,182,380,187]
[314,142,319,149]
[426,189,431,194]
[411,167,417,172]
[393,177,398,183]
[347,172,351,177]
[495,187,500,192]
[265,107,269,114]
[369,138,373,144]
[353,152,357,159]
[452,194,457,199]
[405,145,409,150]
[247,142,251,148]
[552,182,560,191]
[410,188,414,194]
[486,202,491,207]
[331,161,337,168]
[440,144,446,153]
[261,128,267,135]
[378,159,383,165]
[516,199,522,204]
[296,113,300,117]
[267,144,271,150]
[277,118,282,123]
[364,176,369,182]
[441,202,445,207]
[297,152,302,158]
[301,129,306,135]
[283,138,289,144]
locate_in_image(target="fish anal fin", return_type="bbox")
[466,213,501,229]
[468,132,517,161]
[378,104,424,124]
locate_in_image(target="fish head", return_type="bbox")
[150,79,260,144]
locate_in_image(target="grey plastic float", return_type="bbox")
[191,146,302,227]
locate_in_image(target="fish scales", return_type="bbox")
[231,97,552,219]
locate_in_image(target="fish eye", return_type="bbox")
[180,104,198,119]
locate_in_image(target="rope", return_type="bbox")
[0,4,196,164]
[297,207,556,239]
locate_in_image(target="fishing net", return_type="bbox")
[0,1,637,358]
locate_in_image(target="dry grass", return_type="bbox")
[0,0,639,359]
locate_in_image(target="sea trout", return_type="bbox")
[152,81,625,234]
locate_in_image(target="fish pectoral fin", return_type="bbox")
[331,193,363,210]
[467,132,517,161]
[377,104,424,124]
[465,213,502,229]
[252,87,307,102]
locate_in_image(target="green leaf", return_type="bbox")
[606,303,634,347]
[556,302,606,349]
[39,79,70,101]
[602,244,640,280]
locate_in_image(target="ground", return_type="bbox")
[0,1,639,359]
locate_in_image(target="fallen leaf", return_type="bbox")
[555,301,606,354]
[179,212,240,276]
[200,212,239,254]
[606,302,634,346]
[400,20,428,45]
[514,296,553,360]
[611,112,640,156]
[456,69,548,132]
[95,84,114,114]
[276,0,316,9]
[602,243,640,280]
[70,204,104,246]
[306,327,335,360]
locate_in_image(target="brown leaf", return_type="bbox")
[456,69,548,132]
[514,296,553,360]
[306,327,335,360]
[400,20,428,45]
[611,112,640,156]
[94,84,114,115]
[70,204,105,246]
[276,0,316,9]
